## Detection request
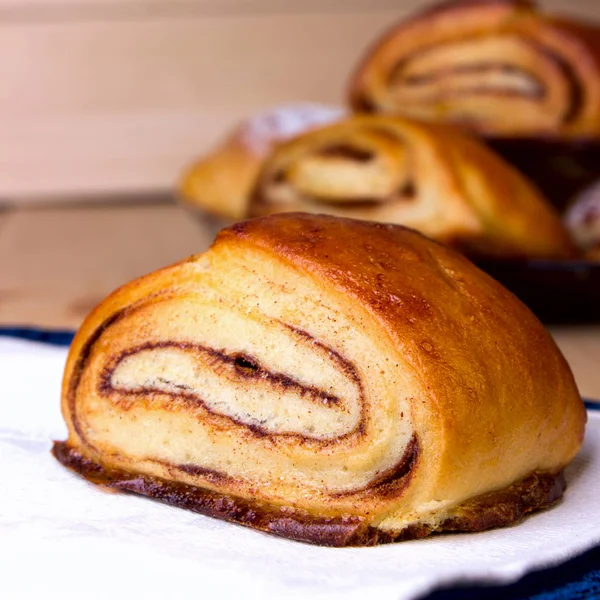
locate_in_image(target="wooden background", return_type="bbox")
[2,0,600,398]
[2,0,600,201]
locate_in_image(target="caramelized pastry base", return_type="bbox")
[485,137,600,212]
[53,441,566,547]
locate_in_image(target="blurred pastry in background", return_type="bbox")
[565,181,600,260]
[349,0,600,210]
[248,114,576,259]
[349,0,600,137]
[180,103,347,219]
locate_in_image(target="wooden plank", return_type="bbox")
[1,0,598,18]
[0,0,409,13]
[3,1,600,201]
[0,208,10,234]
[549,326,600,401]
[0,202,220,329]
[0,9,412,200]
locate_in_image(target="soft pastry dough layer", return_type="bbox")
[54,213,586,546]
[249,114,575,259]
[179,103,346,219]
[349,0,600,138]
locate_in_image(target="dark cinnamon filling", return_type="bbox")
[232,354,261,376]
[255,179,417,210]
[68,306,368,453]
[52,441,566,547]
[317,144,375,162]
[104,341,344,409]
[351,93,376,113]
[398,62,543,99]
[380,38,582,124]
[399,181,416,199]
[64,306,422,503]
[67,307,128,442]
[333,436,418,498]
[272,170,286,184]
[178,463,235,485]
[311,197,388,208]
[251,125,417,212]
[537,45,583,124]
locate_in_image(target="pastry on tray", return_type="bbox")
[248,114,575,259]
[349,0,600,210]
[180,103,346,219]
[53,213,586,547]
[565,181,600,260]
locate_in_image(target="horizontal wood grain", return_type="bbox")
[0,202,220,327]
[0,0,411,14]
[2,0,600,201]
[0,9,407,200]
[1,0,598,18]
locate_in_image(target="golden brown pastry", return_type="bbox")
[249,114,576,259]
[349,0,600,138]
[348,0,600,209]
[53,213,586,547]
[565,180,600,260]
[180,104,347,219]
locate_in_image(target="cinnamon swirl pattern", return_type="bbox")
[249,115,576,259]
[180,103,346,219]
[350,0,600,138]
[54,214,586,546]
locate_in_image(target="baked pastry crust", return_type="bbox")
[180,104,346,219]
[349,0,600,138]
[54,442,566,547]
[249,114,576,259]
[564,180,600,259]
[54,213,586,546]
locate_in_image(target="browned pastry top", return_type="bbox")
[221,212,565,362]
[247,115,577,259]
[179,104,347,219]
[349,0,600,138]
[56,213,586,545]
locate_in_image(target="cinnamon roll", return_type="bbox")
[349,0,600,208]
[350,0,600,137]
[53,213,586,547]
[180,104,347,219]
[565,180,600,259]
[249,114,576,259]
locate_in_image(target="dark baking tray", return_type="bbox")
[475,258,600,324]
[484,137,600,212]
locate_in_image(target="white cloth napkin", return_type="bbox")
[2,337,600,600]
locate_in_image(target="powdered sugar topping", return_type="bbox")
[240,103,347,155]
[564,180,600,248]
